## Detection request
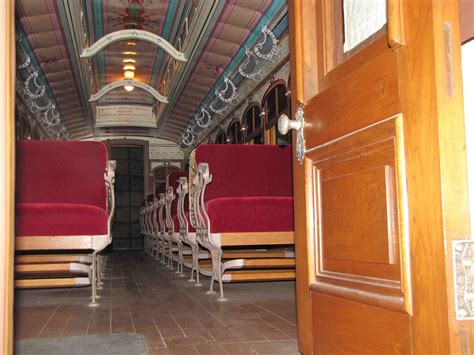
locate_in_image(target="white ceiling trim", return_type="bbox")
[80,29,187,62]
[89,80,169,103]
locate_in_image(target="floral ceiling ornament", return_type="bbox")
[181,128,195,146]
[215,76,238,104]
[209,99,228,116]
[238,47,263,82]
[108,0,162,31]
[29,99,52,114]
[16,33,69,139]
[16,45,31,70]
[23,71,46,101]
[180,23,282,149]
[42,104,61,126]
[191,125,206,136]
[254,25,279,62]
[203,63,224,76]
[195,107,213,128]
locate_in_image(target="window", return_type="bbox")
[262,81,291,145]
[215,130,227,144]
[226,120,244,144]
[17,115,32,140]
[242,104,263,144]
[31,127,40,140]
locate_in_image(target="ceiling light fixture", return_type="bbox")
[122,51,137,55]
[123,58,136,63]
[124,85,134,92]
[123,64,136,71]
[124,70,135,79]
[126,41,137,46]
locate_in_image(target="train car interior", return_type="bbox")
[0,0,473,354]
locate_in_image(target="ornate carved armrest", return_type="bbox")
[158,193,166,235]
[176,177,188,232]
[105,160,116,244]
[165,186,175,233]
[195,163,216,247]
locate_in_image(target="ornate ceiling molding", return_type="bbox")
[180,23,286,149]
[89,80,169,103]
[80,29,187,62]
[16,29,70,140]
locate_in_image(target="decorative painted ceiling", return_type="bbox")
[15,0,288,145]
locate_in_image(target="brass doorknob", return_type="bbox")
[278,113,303,135]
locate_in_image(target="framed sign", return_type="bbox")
[95,105,156,128]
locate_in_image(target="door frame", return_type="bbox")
[102,138,150,195]
[1,0,15,353]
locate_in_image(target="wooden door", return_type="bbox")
[288,0,473,354]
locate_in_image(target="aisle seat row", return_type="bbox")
[141,144,295,299]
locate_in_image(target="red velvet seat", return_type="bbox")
[190,144,295,299]
[14,140,115,304]
[16,203,108,237]
[16,141,107,210]
[15,141,110,242]
[192,145,294,236]
[204,196,294,233]
[194,144,293,200]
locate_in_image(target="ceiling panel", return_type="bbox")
[15,0,287,144]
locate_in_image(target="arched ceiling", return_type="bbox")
[15,0,288,145]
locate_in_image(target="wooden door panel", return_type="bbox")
[321,165,394,265]
[312,293,411,354]
[318,141,399,276]
[304,49,400,148]
[308,117,410,314]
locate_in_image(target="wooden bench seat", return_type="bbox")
[15,262,90,276]
[222,269,296,282]
[15,277,91,289]
[15,254,93,264]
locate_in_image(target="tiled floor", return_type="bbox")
[15,251,299,354]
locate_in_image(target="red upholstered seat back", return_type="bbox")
[167,171,188,217]
[195,144,293,201]
[16,141,108,210]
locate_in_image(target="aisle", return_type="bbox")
[14,250,299,354]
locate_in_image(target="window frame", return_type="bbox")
[226,119,244,144]
[261,80,289,129]
[215,130,227,144]
[261,80,291,145]
[242,103,264,144]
